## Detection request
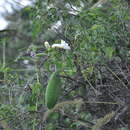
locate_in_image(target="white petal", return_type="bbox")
[61,40,66,44]
[97,4,102,7]
[44,41,50,49]
[63,45,71,50]
[52,43,71,50]
[61,40,69,47]
[52,44,64,48]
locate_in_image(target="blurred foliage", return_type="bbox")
[0,0,130,129]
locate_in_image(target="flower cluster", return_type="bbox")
[44,40,71,50]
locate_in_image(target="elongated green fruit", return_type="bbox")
[45,71,61,109]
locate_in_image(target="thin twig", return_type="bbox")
[106,66,128,89]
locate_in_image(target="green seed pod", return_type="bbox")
[45,71,61,109]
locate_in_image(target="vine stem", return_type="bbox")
[3,40,6,68]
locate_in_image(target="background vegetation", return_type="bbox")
[0,0,130,129]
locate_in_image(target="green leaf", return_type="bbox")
[31,82,41,95]
[27,105,37,111]
[105,47,114,60]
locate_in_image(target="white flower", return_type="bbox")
[52,44,65,48]
[97,4,102,7]
[61,39,66,44]
[52,40,71,50]
[44,41,50,49]
[23,60,29,65]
